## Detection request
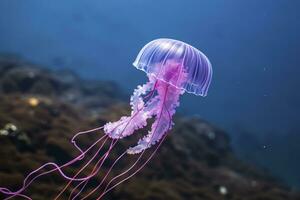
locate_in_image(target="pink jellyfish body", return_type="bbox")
[0,38,212,199]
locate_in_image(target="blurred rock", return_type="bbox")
[0,55,125,113]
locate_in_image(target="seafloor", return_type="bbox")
[0,55,299,200]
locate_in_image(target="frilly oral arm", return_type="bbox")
[104,81,154,139]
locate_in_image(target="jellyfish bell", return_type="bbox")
[133,38,212,96]
[0,38,212,200]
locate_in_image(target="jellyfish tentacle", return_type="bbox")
[68,139,119,200]
[99,129,170,200]
[4,137,107,200]
[98,152,145,199]
[54,137,114,200]
[71,126,105,158]
[79,151,128,200]
[1,128,106,200]
[0,187,32,200]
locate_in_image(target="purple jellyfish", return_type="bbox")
[0,38,212,200]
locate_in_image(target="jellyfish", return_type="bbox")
[0,38,212,200]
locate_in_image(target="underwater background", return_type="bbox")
[0,0,300,199]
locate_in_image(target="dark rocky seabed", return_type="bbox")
[0,55,299,200]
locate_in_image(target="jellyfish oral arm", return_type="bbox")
[104,72,183,154]
[104,80,155,139]
[127,80,182,154]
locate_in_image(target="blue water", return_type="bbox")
[0,0,300,187]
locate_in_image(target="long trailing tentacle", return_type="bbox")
[0,126,105,200]
[54,137,111,200]
[79,151,128,200]
[68,139,120,200]
[99,132,169,200]
[61,108,141,200]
